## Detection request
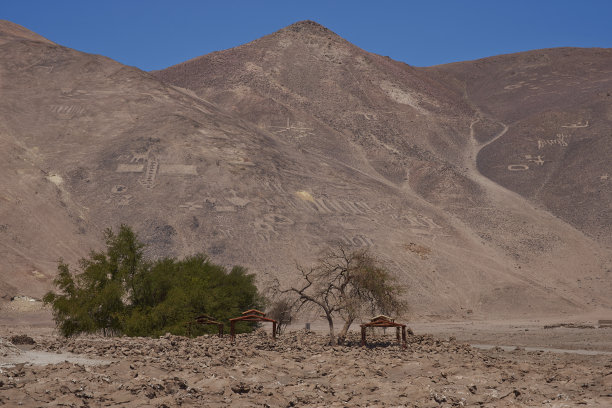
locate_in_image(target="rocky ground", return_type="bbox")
[1,328,611,407]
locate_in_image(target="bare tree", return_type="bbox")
[274,246,407,345]
[266,297,294,335]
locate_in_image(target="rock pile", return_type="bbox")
[1,330,610,406]
[0,338,21,357]
[9,334,35,345]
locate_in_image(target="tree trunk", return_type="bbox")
[325,314,335,345]
[336,317,354,345]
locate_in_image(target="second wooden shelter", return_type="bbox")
[229,309,278,341]
[360,315,408,349]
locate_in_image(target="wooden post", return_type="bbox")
[218,324,223,338]
[272,321,277,339]
[401,326,407,349]
[396,327,400,342]
[361,326,366,347]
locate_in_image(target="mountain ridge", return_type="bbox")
[1,20,610,320]
[0,20,55,45]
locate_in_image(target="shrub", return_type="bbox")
[44,225,263,337]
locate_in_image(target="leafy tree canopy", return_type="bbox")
[44,225,263,337]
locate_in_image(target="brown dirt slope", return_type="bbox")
[429,48,612,245]
[0,20,55,45]
[0,21,610,320]
[153,21,612,315]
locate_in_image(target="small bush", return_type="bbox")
[267,298,294,335]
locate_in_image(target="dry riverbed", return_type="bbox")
[1,328,611,407]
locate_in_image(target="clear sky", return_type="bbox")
[2,0,611,71]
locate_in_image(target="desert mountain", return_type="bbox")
[1,20,610,319]
[430,48,612,245]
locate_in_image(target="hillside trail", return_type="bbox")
[463,107,555,224]
[459,110,606,307]
[464,114,586,237]
[466,117,519,206]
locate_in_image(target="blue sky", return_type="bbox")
[2,1,611,71]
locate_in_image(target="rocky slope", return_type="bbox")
[153,21,612,315]
[1,330,611,407]
[429,47,612,245]
[1,20,610,319]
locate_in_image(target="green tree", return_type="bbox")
[42,260,93,336]
[44,225,263,337]
[44,225,142,336]
[123,255,262,337]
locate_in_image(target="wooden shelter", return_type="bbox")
[229,309,277,341]
[360,315,407,349]
[186,314,224,337]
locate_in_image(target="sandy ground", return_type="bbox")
[1,311,612,407]
[411,320,612,354]
[287,311,612,353]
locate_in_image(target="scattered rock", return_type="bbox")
[0,330,608,406]
[10,334,36,345]
[544,323,596,329]
[432,393,447,403]
[0,338,21,356]
[231,382,251,394]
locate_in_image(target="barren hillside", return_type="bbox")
[429,48,612,245]
[1,20,610,319]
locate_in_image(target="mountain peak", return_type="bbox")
[281,20,334,35]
